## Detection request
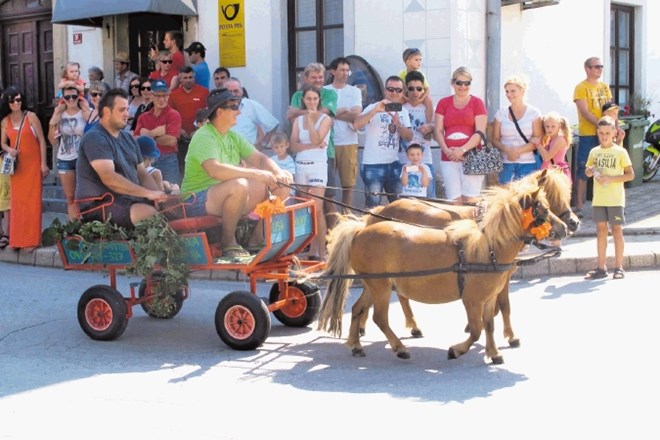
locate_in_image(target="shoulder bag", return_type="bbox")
[509,106,540,158]
[463,130,503,175]
[0,112,27,175]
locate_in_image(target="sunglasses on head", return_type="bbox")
[63,95,79,101]
[407,86,424,92]
[386,87,403,93]
[90,92,102,98]
[221,103,241,111]
[454,80,471,86]
[141,86,151,91]
[9,97,22,104]
[160,60,173,64]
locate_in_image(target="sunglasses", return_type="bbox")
[589,65,604,69]
[386,87,403,93]
[130,84,140,89]
[221,103,241,111]
[9,97,22,104]
[160,60,173,64]
[407,86,424,92]
[141,86,151,91]
[90,92,102,98]
[454,80,471,86]
[63,95,79,101]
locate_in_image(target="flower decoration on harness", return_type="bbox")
[253,196,286,218]
[521,204,552,241]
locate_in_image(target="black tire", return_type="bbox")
[642,149,659,182]
[215,291,271,350]
[77,285,129,341]
[269,281,321,327]
[138,274,185,319]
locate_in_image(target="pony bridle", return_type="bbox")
[521,202,552,241]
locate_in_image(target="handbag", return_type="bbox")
[0,113,27,176]
[463,130,503,175]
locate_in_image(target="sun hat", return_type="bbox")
[201,88,242,120]
[114,52,130,63]
[137,136,160,160]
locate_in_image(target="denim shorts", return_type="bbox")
[57,158,77,172]
[576,135,599,180]
[498,162,538,184]
[184,188,209,217]
[360,161,402,208]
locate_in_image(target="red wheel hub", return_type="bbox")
[85,298,113,331]
[224,305,255,340]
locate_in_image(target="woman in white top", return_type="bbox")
[48,82,91,220]
[289,84,332,260]
[127,77,145,128]
[491,75,543,184]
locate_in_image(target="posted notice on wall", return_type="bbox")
[218,0,246,67]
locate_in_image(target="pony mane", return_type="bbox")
[446,183,541,261]
[522,168,571,214]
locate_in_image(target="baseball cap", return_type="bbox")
[201,88,242,120]
[137,136,160,159]
[402,48,421,62]
[184,42,205,53]
[602,101,620,114]
[151,79,169,93]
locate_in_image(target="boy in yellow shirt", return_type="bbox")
[584,116,634,280]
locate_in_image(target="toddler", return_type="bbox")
[137,136,178,194]
[400,143,431,197]
[269,132,296,197]
[537,111,572,182]
[601,102,626,144]
[56,62,85,102]
[399,48,433,122]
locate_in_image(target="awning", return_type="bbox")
[52,0,198,26]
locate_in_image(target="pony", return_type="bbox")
[361,168,579,345]
[317,182,568,363]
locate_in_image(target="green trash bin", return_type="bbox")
[620,116,649,188]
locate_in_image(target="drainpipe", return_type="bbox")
[486,0,501,123]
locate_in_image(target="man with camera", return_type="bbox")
[354,75,413,208]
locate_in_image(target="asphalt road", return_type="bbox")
[1,263,658,439]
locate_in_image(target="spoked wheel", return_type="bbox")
[215,291,271,350]
[642,149,659,182]
[269,281,321,327]
[77,285,129,341]
[138,273,186,319]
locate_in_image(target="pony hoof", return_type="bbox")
[490,355,504,365]
[396,351,411,360]
[447,348,458,360]
[411,329,423,338]
[359,328,366,337]
[508,337,521,348]
[352,348,366,357]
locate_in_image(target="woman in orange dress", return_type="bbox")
[0,86,49,251]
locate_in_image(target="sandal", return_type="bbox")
[612,268,625,280]
[584,267,608,280]
[0,235,8,250]
[221,245,251,258]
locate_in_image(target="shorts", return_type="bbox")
[81,195,146,229]
[592,206,625,225]
[360,161,402,208]
[184,188,210,217]
[334,144,358,187]
[325,158,337,198]
[439,160,484,200]
[498,162,538,184]
[577,135,598,180]
[296,159,327,187]
[57,158,77,173]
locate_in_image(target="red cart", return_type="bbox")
[57,196,324,350]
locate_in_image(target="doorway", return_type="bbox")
[128,14,183,78]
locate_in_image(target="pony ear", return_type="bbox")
[520,189,540,210]
[537,168,548,184]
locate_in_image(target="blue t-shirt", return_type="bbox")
[192,61,211,89]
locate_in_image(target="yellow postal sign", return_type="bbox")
[218,0,246,67]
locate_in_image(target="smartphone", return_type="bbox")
[407,165,419,172]
[384,102,402,112]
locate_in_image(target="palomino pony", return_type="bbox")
[317,182,568,363]
[361,168,579,346]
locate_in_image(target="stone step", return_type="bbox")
[42,182,66,214]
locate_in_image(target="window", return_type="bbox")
[287,0,344,93]
[610,4,634,107]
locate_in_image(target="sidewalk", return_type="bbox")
[2,176,659,279]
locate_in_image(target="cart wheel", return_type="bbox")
[215,291,271,350]
[138,275,185,319]
[77,285,128,341]
[269,281,321,327]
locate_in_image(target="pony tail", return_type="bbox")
[316,216,364,337]
[560,116,573,147]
